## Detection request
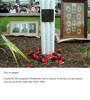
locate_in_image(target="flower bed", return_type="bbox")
[27,48,65,68]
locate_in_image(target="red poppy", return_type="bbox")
[37,48,40,51]
[28,63,33,68]
[47,54,52,59]
[35,56,39,60]
[55,60,59,63]
[42,58,47,63]
[29,50,33,55]
[52,51,56,55]
[61,57,65,61]
[54,56,58,60]
[59,60,63,65]
[51,55,56,59]
[57,49,62,52]
[33,53,36,58]
[36,51,40,55]
[57,53,61,59]
[33,54,39,60]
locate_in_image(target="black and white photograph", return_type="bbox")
[29,23,36,33]
[9,21,39,36]
[12,23,19,33]
[21,24,28,33]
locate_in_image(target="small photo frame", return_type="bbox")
[9,21,39,37]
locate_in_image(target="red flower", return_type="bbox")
[61,57,65,61]
[28,63,33,68]
[42,58,47,63]
[52,51,56,55]
[35,56,39,60]
[33,54,36,58]
[37,48,40,51]
[57,53,61,59]
[47,55,52,59]
[55,60,59,63]
[57,49,62,52]
[33,54,39,60]
[51,55,56,59]
[59,60,63,65]
[54,56,58,59]
[29,50,33,55]
[36,51,40,55]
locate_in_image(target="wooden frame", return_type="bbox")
[9,20,39,36]
[60,0,88,39]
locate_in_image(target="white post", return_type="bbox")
[40,0,46,54]
[50,0,55,54]
[45,0,50,54]
[40,0,55,55]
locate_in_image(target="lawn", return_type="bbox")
[0,17,90,32]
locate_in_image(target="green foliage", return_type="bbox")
[0,33,30,66]
[15,54,24,67]
[73,46,90,53]
[33,60,38,67]
[80,46,90,53]
[73,46,90,63]
[41,63,46,67]
[84,56,90,63]
[72,48,80,52]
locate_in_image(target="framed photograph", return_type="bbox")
[60,0,88,39]
[12,23,19,33]
[9,20,39,36]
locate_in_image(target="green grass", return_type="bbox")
[88,18,90,33]
[0,17,40,32]
[0,17,90,32]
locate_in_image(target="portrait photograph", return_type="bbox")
[12,23,19,33]
[29,23,36,33]
[21,24,28,33]
[9,21,39,36]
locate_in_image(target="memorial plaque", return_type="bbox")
[60,0,87,39]
[41,9,54,22]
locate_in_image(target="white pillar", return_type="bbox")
[45,0,50,54]
[40,0,55,55]
[40,0,46,54]
[50,0,55,54]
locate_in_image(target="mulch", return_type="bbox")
[0,36,90,68]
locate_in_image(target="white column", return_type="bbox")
[40,0,46,54]
[45,0,50,54]
[40,0,55,55]
[50,0,55,54]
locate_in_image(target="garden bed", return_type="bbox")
[0,36,90,68]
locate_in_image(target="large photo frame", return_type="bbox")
[9,20,39,36]
[60,0,88,39]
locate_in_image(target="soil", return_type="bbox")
[0,35,90,68]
